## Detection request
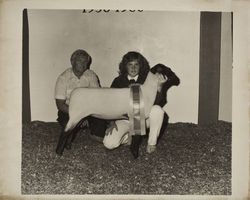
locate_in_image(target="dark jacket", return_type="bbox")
[111,74,145,88]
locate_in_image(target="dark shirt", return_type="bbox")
[111,75,145,88]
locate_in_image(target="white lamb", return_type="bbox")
[65,72,166,132]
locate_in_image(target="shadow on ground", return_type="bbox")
[22,121,231,195]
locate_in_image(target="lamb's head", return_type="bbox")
[141,72,167,116]
[155,72,167,92]
[143,71,167,89]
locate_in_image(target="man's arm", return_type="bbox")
[55,99,69,113]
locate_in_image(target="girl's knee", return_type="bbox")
[103,137,120,150]
[103,120,129,149]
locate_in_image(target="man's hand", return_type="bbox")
[105,121,118,136]
[55,99,69,113]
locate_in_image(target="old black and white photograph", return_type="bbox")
[20,9,234,195]
[1,0,250,199]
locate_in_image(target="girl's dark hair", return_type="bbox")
[70,49,92,69]
[118,51,150,80]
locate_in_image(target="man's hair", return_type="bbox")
[70,49,92,68]
[118,51,150,80]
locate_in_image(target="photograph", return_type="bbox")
[21,9,233,195]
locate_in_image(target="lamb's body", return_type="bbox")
[65,72,160,132]
[69,88,130,119]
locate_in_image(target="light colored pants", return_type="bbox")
[103,105,164,149]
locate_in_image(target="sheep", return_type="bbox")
[64,71,166,132]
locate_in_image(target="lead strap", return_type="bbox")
[129,84,146,136]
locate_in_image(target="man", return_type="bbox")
[55,49,106,155]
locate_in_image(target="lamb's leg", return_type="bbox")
[64,119,77,132]
[55,107,88,155]
[56,116,87,155]
[64,112,88,132]
[66,118,89,149]
[130,135,142,159]
[56,129,75,155]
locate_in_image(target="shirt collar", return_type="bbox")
[71,68,88,80]
[127,75,139,81]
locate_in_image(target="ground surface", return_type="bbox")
[22,121,231,195]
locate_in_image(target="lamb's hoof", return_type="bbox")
[146,145,156,154]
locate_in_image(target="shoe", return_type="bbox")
[146,145,156,154]
[130,135,141,159]
[123,134,132,146]
[89,134,103,143]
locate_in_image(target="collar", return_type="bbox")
[127,75,139,81]
[71,68,88,80]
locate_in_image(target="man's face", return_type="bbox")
[73,56,89,78]
[126,59,140,77]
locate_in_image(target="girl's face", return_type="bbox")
[126,59,140,77]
